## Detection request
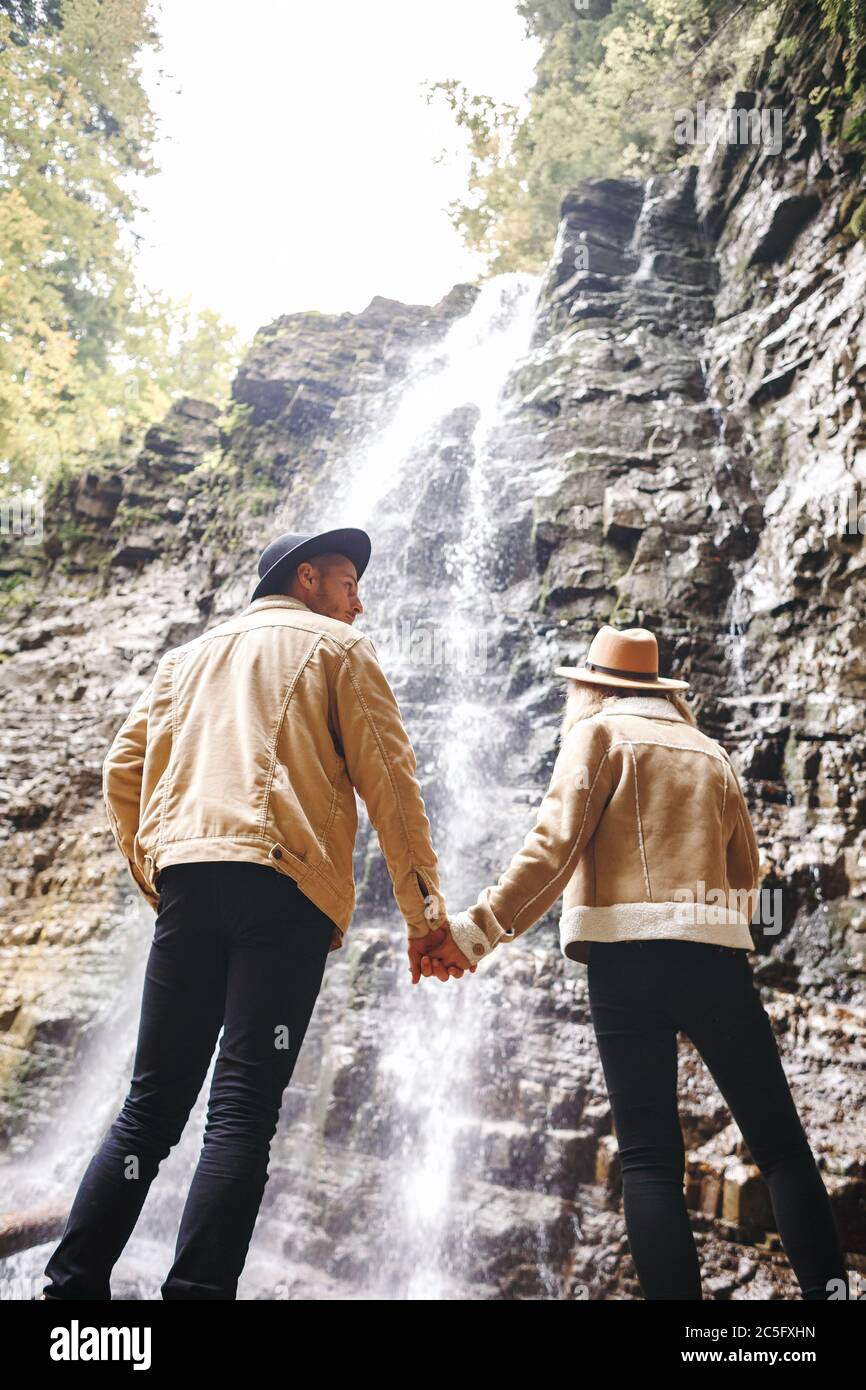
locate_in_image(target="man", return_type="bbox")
[42,526,471,1302]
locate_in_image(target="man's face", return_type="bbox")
[290,557,363,626]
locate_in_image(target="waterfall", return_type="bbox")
[362,274,543,1297]
[0,895,243,1298]
[0,273,545,1301]
[726,577,749,697]
[306,272,545,1298]
[335,276,541,531]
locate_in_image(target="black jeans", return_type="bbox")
[587,938,849,1301]
[43,861,334,1300]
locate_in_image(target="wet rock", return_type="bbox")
[72,470,124,525]
[142,397,220,468]
[722,1162,775,1230]
[109,532,163,567]
[0,2,862,1305]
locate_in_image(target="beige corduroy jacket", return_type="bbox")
[448,694,762,967]
[101,594,445,953]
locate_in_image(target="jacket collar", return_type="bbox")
[242,594,311,615]
[237,607,687,723]
[602,694,687,722]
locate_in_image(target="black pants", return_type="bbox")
[43,861,334,1300]
[587,938,849,1300]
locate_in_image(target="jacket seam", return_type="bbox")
[155,831,301,842]
[629,739,653,900]
[606,737,727,764]
[511,730,611,928]
[343,639,420,862]
[156,656,179,852]
[603,714,684,721]
[335,640,435,921]
[182,614,359,660]
[720,760,730,888]
[738,803,759,883]
[319,764,341,847]
[258,636,323,839]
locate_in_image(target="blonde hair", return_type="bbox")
[560,679,697,739]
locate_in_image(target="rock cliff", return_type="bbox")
[0,5,863,1299]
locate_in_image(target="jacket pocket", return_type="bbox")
[415,870,444,926]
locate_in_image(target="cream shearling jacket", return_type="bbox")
[448,694,762,967]
[101,594,445,954]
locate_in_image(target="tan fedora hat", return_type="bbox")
[555,625,689,692]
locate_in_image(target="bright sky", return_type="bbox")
[132,0,540,340]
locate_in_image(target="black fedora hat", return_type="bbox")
[251,527,372,603]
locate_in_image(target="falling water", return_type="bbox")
[726,573,751,699]
[0,895,249,1298]
[331,276,542,531]
[296,271,544,1297]
[0,272,544,1300]
[369,274,542,1297]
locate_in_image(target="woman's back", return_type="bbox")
[559,692,761,962]
[440,623,849,1300]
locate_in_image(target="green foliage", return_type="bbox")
[818,1,866,91]
[847,196,866,239]
[110,500,162,536]
[811,0,866,160]
[107,292,246,430]
[845,109,866,144]
[215,399,254,439]
[427,0,799,270]
[0,1,246,496]
[767,31,800,84]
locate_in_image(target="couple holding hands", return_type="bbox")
[43,526,849,1302]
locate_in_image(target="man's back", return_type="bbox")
[102,593,445,949]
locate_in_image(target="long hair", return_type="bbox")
[560,678,698,740]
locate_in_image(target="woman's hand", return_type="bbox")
[415,921,477,984]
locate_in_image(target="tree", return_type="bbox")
[428,0,783,272]
[0,1,244,494]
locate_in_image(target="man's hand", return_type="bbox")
[408,926,449,985]
[408,923,476,984]
[411,922,476,985]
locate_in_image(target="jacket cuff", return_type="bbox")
[449,912,501,963]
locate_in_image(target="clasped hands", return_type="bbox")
[407,921,477,985]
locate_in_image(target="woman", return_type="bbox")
[419,624,849,1301]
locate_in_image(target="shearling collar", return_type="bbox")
[602,694,687,722]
